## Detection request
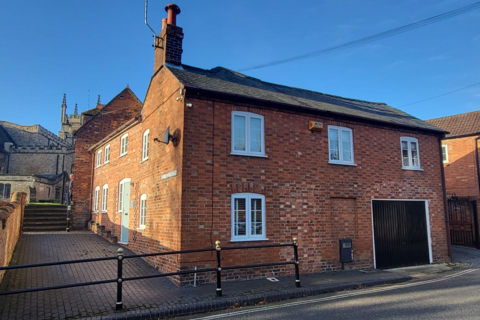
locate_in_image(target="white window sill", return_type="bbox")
[230,152,268,158]
[95,165,102,168]
[140,158,149,163]
[118,242,128,245]
[100,211,107,214]
[104,161,110,164]
[137,227,146,230]
[230,237,269,242]
[119,153,127,158]
[328,161,357,166]
[402,167,424,171]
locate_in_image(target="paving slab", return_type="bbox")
[0,232,413,320]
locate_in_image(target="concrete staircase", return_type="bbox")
[23,205,67,231]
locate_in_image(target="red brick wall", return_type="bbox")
[0,192,26,283]
[442,136,479,199]
[179,96,449,282]
[72,88,143,229]
[91,67,185,277]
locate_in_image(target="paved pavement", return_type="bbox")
[0,232,468,320]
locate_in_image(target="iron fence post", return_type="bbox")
[116,248,124,310]
[215,240,222,297]
[66,185,70,232]
[293,237,301,288]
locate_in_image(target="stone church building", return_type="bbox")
[0,94,102,202]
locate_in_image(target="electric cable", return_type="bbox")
[399,80,480,107]
[237,2,480,72]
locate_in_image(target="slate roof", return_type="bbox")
[426,110,480,138]
[167,65,445,134]
[0,125,16,150]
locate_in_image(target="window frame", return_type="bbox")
[400,137,421,170]
[142,129,150,162]
[231,193,267,242]
[96,150,102,167]
[101,184,108,213]
[231,111,266,157]
[327,125,355,165]
[104,145,110,164]
[118,181,124,213]
[0,183,11,199]
[120,133,128,157]
[139,194,147,229]
[442,144,449,163]
[93,186,100,213]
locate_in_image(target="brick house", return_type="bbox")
[83,4,450,284]
[426,111,480,200]
[71,87,143,229]
[426,111,480,246]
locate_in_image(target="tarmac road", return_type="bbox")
[186,266,480,320]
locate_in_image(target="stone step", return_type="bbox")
[26,205,67,210]
[25,209,67,214]
[24,216,65,221]
[24,212,65,217]
[23,221,65,226]
[23,225,66,231]
[23,204,69,232]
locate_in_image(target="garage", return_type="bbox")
[372,200,431,269]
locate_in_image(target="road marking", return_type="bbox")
[195,268,478,319]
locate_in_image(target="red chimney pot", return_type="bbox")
[165,3,181,26]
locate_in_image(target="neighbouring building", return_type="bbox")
[427,111,480,247]
[0,121,74,203]
[72,87,143,229]
[81,4,450,285]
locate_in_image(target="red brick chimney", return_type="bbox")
[154,3,183,74]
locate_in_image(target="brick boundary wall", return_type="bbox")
[0,192,26,283]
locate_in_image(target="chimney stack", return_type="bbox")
[153,3,184,74]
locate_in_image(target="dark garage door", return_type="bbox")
[373,200,430,269]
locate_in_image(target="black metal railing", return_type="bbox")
[0,238,301,310]
[65,185,71,232]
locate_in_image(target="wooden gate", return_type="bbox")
[373,200,430,269]
[448,196,479,248]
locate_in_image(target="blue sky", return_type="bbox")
[1,0,479,135]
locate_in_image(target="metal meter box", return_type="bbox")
[339,239,353,263]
